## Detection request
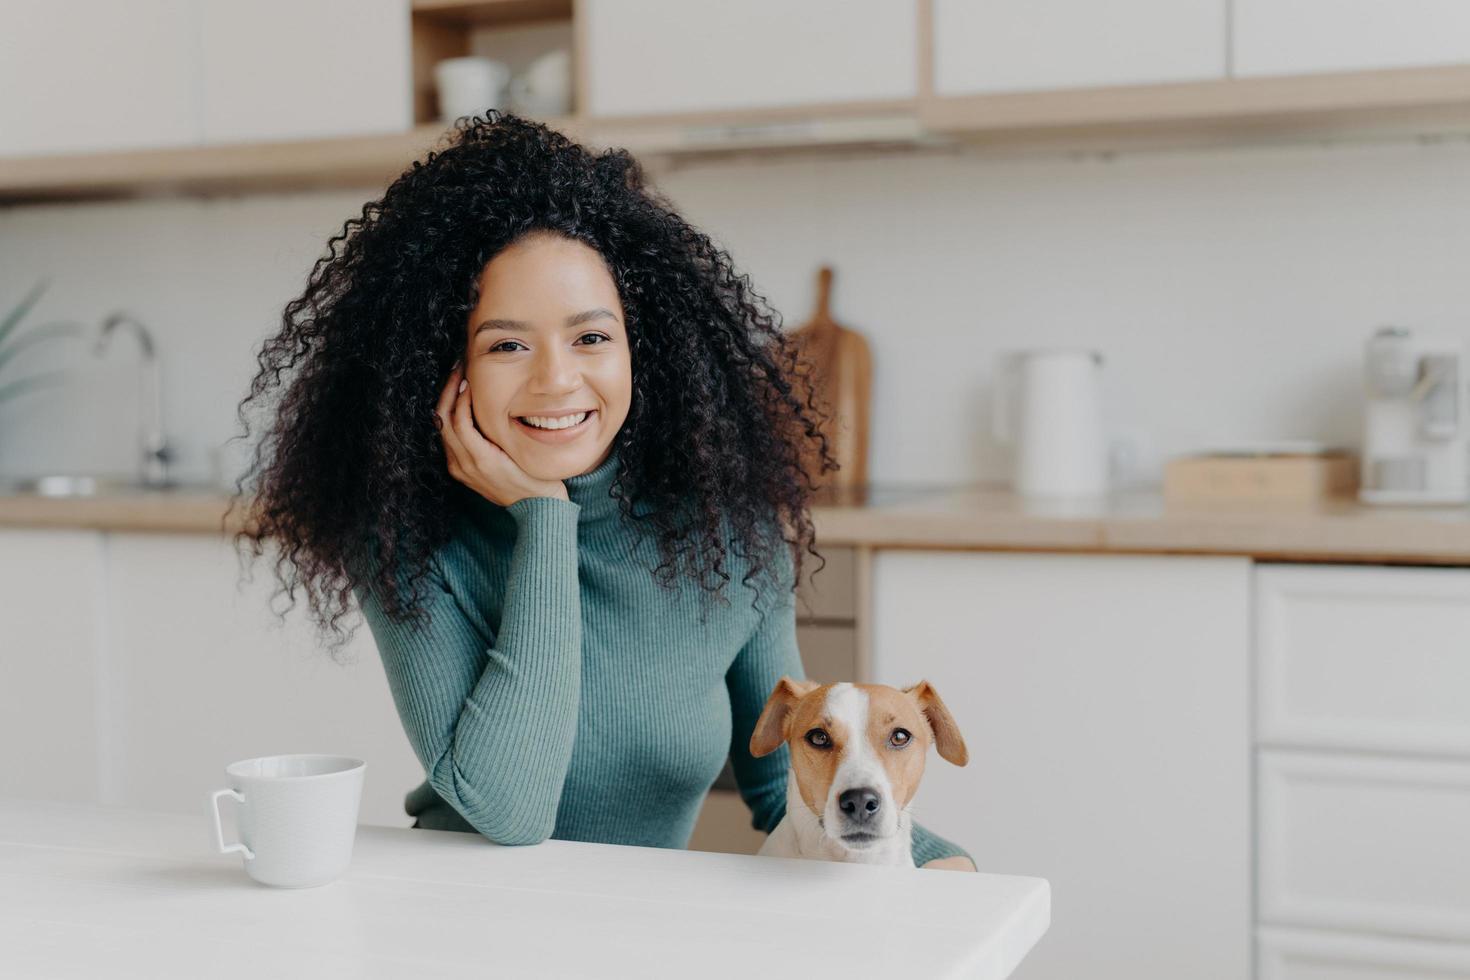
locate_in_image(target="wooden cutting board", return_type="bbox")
[787,266,872,501]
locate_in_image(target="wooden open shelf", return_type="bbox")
[0,120,579,204]
[0,104,951,204]
[6,0,1470,208]
[409,0,576,128]
[411,0,572,28]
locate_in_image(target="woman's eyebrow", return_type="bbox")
[474,308,619,335]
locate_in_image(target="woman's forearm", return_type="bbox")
[360,496,583,845]
[439,496,582,843]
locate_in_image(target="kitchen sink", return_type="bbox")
[0,474,222,497]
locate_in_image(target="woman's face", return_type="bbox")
[462,234,632,481]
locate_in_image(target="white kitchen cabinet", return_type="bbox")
[581,0,917,118]
[0,529,105,803]
[1234,0,1470,78]
[1259,925,1470,980]
[0,0,200,158]
[931,0,1226,96]
[1255,563,1470,962]
[1256,563,1470,758]
[871,551,1251,980]
[1259,749,1470,943]
[101,533,422,827]
[200,0,412,144]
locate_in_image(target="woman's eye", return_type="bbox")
[490,335,606,353]
[889,728,911,748]
[805,728,830,749]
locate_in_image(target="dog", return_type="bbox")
[749,676,968,867]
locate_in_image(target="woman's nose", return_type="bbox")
[528,345,581,393]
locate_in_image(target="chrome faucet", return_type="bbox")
[95,312,172,488]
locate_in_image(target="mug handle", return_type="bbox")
[209,788,256,860]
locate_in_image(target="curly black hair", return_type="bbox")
[226,110,838,656]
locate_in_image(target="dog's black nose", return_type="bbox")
[839,787,881,824]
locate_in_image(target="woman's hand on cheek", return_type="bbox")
[435,361,571,507]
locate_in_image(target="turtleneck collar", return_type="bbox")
[562,447,622,523]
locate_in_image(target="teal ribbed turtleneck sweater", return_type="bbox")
[353,449,970,867]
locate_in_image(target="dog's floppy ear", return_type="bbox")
[749,676,820,758]
[904,680,969,766]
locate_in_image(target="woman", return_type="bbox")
[231,111,974,871]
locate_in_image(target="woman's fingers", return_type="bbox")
[431,366,568,506]
[437,363,469,473]
[450,372,500,470]
[437,360,534,507]
[435,361,461,422]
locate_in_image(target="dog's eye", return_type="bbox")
[889,728,911,748]
[804,728,831,749]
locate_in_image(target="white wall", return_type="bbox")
[2,134,1469,488]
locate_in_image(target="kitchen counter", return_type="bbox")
[2,483,1470,564]
[0,489,246,534]
[0,799,1050,979]
[812,483,1470,564]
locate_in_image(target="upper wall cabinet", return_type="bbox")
[581,0,917,118]
[0,0,413,160]
[931,0,1226,95]
[0,0,200,158]
[1234,0,1470,77]
[200,0,412,144]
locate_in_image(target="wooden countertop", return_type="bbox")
[812,485,1470,564]
[2,483,1469,565]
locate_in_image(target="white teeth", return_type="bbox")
[521,411,588,430]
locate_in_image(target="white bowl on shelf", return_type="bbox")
[434,56,511,123]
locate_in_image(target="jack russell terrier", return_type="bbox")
[749,676,969,867]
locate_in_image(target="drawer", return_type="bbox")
[1255,564,1470,757]
[795,545,857,621]
[1259,749,1470,942]
[796,623,858,684]
[1259,925,1470,980]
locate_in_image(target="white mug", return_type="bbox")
[434,56,511,123]
[208,754,366,888]
[509,48,572,117]
[992,348,1110,498]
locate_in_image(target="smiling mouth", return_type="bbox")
[513,410,596,433]
[839,831,881,846]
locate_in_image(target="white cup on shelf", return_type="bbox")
[434,56,511,123]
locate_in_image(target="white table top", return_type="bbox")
[0,799,1049,979]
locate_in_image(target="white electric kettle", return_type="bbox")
[992,348,1109,498]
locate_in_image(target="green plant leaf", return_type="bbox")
[0,277,52,352]
[0,368,72,406]
[0,321,87,378]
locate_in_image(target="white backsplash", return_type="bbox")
[2,134,1469,488]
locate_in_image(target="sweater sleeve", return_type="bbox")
[723,545,975,868]
[353,497,582,846]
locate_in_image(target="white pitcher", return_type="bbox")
[992,348,1109,498]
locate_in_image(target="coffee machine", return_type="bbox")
[1360,326,1470,505]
